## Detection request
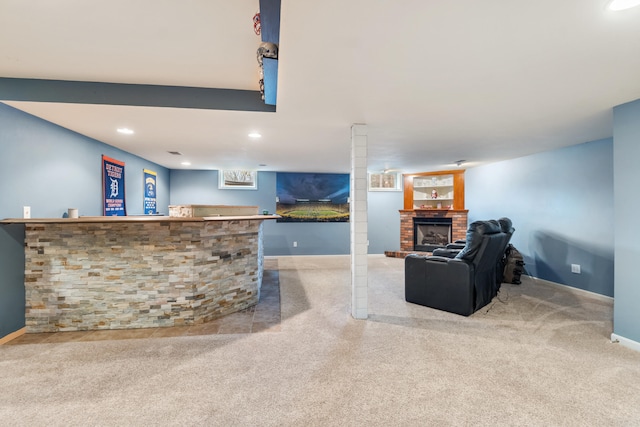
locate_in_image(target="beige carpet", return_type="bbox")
[1,255,639,426]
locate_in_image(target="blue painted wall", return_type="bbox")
[0,103,170,219]
[170,170,353,255]
[466,138,614,297]
[368,191,402,254]
[0,99,627,341]
[169,169,402,255]
[613,98,640,344]
[0,103,170,339]
[0,224,25,338]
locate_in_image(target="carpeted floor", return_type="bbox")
[1,255,639,426]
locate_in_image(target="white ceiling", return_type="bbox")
[1,0,640,174]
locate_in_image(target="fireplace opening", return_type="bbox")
[413,217,452,252]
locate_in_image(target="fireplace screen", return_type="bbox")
[413,217,453,251]
[416,224,451,247]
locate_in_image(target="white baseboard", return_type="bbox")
[611,333,640,352]
[522,275,613,303]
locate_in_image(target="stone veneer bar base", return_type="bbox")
[23,218,265,333]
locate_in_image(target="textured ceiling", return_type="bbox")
[1,0,640,173]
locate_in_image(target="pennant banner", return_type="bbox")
[143,169,157,215]
[102,155,126,216]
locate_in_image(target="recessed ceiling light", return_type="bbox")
[248,132,262,138]
[117,128,134,135]
[608,0,640,10]
[181,161,191,166]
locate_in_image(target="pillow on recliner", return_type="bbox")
[498,217,513,234]
[455,220,501,261]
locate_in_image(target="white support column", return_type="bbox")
[350,124,368,319]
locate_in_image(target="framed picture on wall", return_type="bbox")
[218,170,258,190]
[368,172,401,191]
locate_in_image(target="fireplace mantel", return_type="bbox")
[400,209,469,214]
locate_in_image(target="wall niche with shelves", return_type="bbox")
[403,170,465,210]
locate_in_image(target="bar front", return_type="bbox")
[1,215,275,333]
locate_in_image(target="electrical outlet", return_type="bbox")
[571,264,581,274]
[23,206,31,219]
[293,241,297,247]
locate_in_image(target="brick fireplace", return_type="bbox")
[399,209,468,252]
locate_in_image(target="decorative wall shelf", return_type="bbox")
[403,170,465,210]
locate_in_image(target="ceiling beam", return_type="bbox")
[0,77,276,112]
[259,0,281,106]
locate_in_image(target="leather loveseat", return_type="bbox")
[405,219,509,316]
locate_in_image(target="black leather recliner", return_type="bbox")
[434,217,514,260]
[405,219,508,316]
[432,217,515,287]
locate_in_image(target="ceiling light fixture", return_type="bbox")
[117,127,134,135]
[248,132,262,138]
[181,161,191,166]
[608,0,640,10]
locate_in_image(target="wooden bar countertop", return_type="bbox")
[0,215,280,224]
